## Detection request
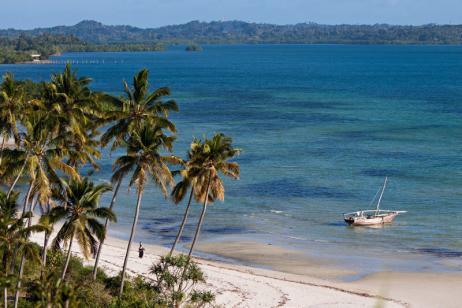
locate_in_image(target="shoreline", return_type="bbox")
[29,230,462,307]
[29,232,404,307]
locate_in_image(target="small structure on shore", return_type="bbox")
[31,54,41,62]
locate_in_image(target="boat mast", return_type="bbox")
[375,176,388,214]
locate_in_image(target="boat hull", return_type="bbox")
[344,213,398,226]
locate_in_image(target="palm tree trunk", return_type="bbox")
[169,188,194,256]
[179,173,211,291]
[41,201,51,277]
[13,257,25,308]
[22,183,34,214]
[119,189,143,297]
[92,178,122,280]
[61,232,75,281]
[7,154,28,198]
[3,253,8,308]
[0,135,6,167]
[13,182,35,308]
[187,175,211,259]
[41,231,50,277]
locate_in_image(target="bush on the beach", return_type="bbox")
[150,254,215,307]
[18,250,215,307]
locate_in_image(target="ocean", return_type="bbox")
[2,44,462,275]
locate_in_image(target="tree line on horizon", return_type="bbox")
[0,34,166,64]
[0,64,240,307]
[1,20,462,45]
[1,19,461,64]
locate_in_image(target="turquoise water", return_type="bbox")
[2,45,462,274]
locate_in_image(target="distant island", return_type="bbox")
[185,43,203,52]
[1,20,462,63]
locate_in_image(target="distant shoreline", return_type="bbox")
[2,20,462,45]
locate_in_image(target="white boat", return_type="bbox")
[343,177,406,226]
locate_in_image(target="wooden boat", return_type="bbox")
[343,177,406,226]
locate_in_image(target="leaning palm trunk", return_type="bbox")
[3,253,8,308]
[187,174,211,259]
[7,154,29,198]
[61,232,75,281]
[41,231,50,277]
[119,189,143,296]
[92,178,122,280]
[179,174,211,290]
[13,182,35,308]
[0,136,6,167]
[169,188,194,255]
[9,182,34,272]
[13,255,26,308]
[41,201,51,276]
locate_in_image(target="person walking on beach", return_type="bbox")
[138,242,145,258]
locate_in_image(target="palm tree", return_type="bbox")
[0,190,47,308]
[2,113,78,198]
[39,64,104,171]
[113,124,180,296]
[49,177,116,280]
[0,73,25,181]
[100,68,178,151]
[38,198,60,276]
[0,73,24,147]
[3,113,79,308]
[184,134,240,261]
[169,138,205,255]
[92,69,178,279]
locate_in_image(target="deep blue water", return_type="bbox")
[2,45,462,273]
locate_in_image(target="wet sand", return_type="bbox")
[197,240,462,308]
[195,241,355,280]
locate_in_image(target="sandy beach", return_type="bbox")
[29,231,462,308]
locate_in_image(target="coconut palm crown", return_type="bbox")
[50,177,116,279]
[100,69,178,151]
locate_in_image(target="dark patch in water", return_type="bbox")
[204,226,252,234]
[333,130,386,142]
[236,179,354,199]
[416,248,462,258]
[367,150,430,161]
[325,222,347,227]
[148,217,177,225]
[335,124,445,142]
[233,153,261,165]
[360,168,406,178]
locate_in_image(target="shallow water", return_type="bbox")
[2,44,462,273]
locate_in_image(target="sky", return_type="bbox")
[1,0,461,29]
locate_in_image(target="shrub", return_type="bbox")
[150,254,215,307]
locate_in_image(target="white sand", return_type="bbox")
[30,233,405,307]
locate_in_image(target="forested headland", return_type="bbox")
[1,19,462,63]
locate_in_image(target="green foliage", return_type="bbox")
[0,33,165,64]
[1,19,461,63]
[185,44,203,52]
[2,20,462,46]
[150,254,214,307]
[0,65,229,307]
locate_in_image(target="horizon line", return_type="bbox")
[3,19,462,31]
